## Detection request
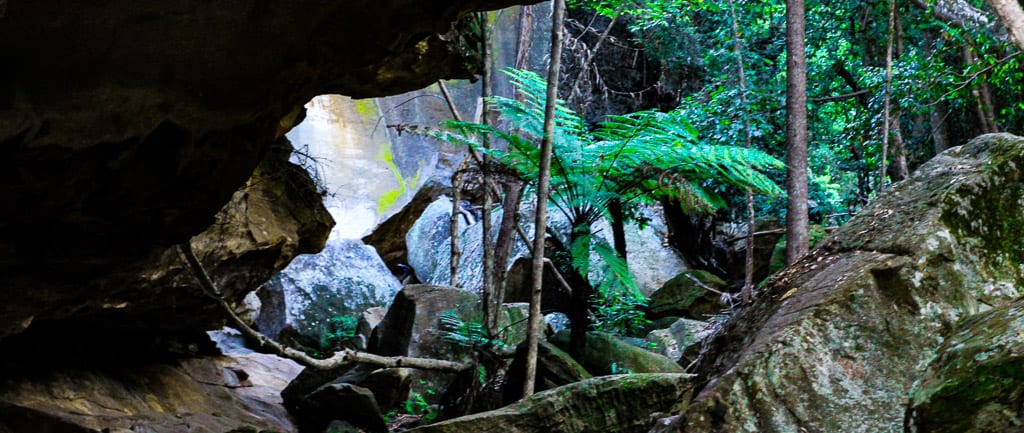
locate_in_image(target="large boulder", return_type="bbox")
[406,196,533,294]
[674,134,1024,432]
[364,179,451,273]
[646,318,714,363]
[907,300,1024,433]
[409,197,688,299]
[0,138,333,347]
[590,207,690,296]
[647,270,728,320]
[503,340,593,403]
[297,383,388,433]
[410,374,693,433]
[255,238,401,351]
[368,285,481,401]
[0,350,302,433]
[550,331,684,375]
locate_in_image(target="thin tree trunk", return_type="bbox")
[450,167,467,288]
[879,0,896,192]
[785,0,809,265]
[515,5,534,70]
[987,0,1024,51]
[727,0,757,301]
[480,12,498,336]
[493,181,524,308]
[177,242,467,373]
[523,0,566,399]
[931,101,951,154]
[890,114,909,182]
[440,80,468,288]
[962,43,999,134]
[889,11,909,184]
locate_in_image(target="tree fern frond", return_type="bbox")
[591,238,638,294]
[570,230,592,278]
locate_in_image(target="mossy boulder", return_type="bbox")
[550,331,683,375]
[908,300,1024,432]
[647,270,727,320]
[504,340,593,403]
[646,318,713,363]
[411,374,693,433]
[679,134,1024,432]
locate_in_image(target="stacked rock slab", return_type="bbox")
[674,134,1024,432]
[412,374,693,433]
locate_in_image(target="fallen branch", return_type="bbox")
[812,89,870,104]
[510,223,575,297]
[723,226,838,244]
[177,242,469,373]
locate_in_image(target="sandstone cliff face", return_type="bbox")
[0,0,531,341]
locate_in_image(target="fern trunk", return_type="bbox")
[567,222,592,359]
[608,198,627,261]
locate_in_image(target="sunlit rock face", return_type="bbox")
[0,0,533,341]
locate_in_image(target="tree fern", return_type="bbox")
[405,67,783,334]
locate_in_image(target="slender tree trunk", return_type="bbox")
[480,12,499,336]
[931,101,951,154]
[449,167,467,288]
[890,4,909,183]
[441,79,468,289]
[515,5,534,70]
[879,0,896,192]
[727,0,757,301]
[962,43,999,134]
[988,0,1024,51]
[889,114,909,182]
[785,0,809,265]
[523,0,566,399]
[493,181,524,306]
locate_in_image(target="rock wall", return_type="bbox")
[0,0,534,341]
[0,138,332,344]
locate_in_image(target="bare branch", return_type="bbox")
[177,242,469,373]
[909,0,993,30]
[812,89,871,104]
[988,0,1024,50]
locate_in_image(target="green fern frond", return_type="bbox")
[592,239,638,294]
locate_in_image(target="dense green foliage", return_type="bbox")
[567,0,1022,225]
